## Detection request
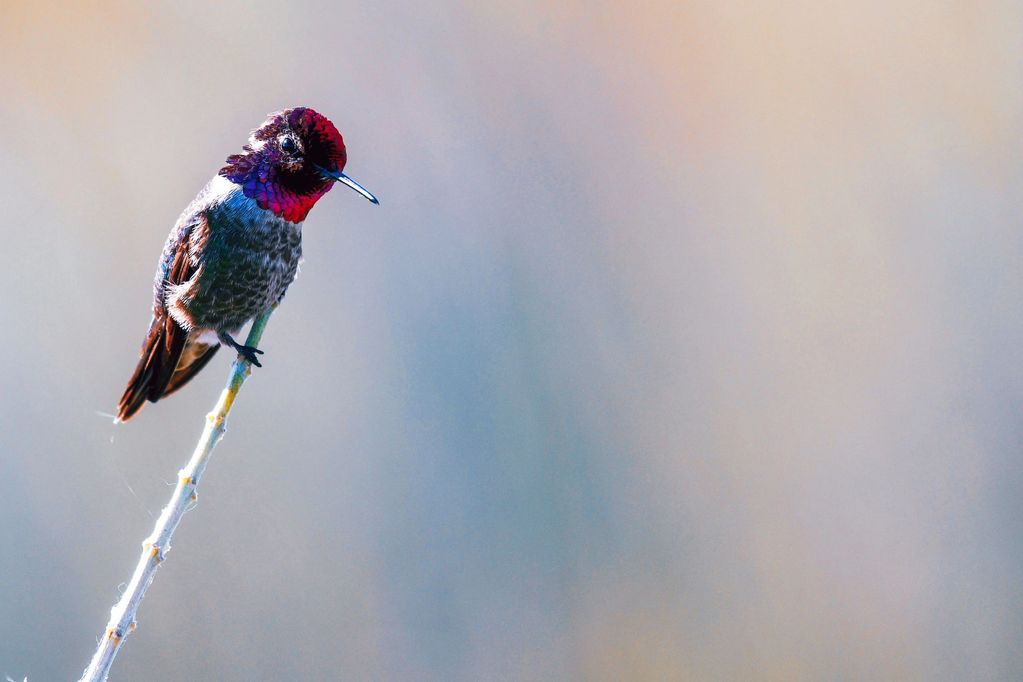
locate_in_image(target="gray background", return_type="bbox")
[2,1,1022,680]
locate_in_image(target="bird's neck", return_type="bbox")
[218,153,332,223]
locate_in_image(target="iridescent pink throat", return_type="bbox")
[221,160,333,223]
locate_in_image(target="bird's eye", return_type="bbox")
[280,137,297,154]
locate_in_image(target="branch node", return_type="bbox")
[150,544,164,562]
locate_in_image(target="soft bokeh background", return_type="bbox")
[2,1,1022,680]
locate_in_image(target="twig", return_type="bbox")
[79,308,275,682]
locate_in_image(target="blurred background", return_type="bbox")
[2,1,1022,680]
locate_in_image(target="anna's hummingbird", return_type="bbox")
[116,107,377,422]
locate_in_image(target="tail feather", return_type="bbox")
[116,314,217,422]
[163,339,219,397]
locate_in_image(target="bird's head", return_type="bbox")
[220,107,377,222]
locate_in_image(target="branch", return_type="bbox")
[79,308,275,682]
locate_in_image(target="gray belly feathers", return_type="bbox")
[175,180,303,332]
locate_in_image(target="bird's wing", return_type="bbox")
[116,213,208,421]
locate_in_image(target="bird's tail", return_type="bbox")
[116,314,219,422]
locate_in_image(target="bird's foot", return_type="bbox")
[235,344,264,367]
[218,332,265,367]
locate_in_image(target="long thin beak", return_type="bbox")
[318,166,379,204]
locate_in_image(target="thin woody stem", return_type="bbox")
[79,307,275,682]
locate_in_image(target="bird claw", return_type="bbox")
[217,331,265,367]
[236,345,264,367]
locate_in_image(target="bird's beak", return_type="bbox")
[318,165,379,204]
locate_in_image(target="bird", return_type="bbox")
[116,107,377,422]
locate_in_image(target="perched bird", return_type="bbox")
[116,107,377,422]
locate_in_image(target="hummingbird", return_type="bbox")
[116,107,377,422]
